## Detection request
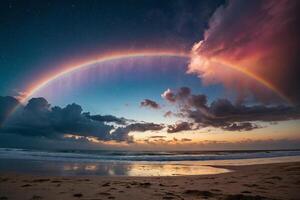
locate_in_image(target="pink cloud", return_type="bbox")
[188,0,300,104]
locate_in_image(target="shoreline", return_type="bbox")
[1,155,300,176]
[1,156,300,177]
[1,161,299,200]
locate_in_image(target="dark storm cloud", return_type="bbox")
[176,87,191,99]
[25,97,50,112]
[126,122,164,132]
[222,122,260,132]
[188,94,207,109]
[167,122,194,133]
[110,122,164,143]
[162,87,300,132]
[0,96,164,142]
[208,99,300,122]
[140,99,160,109]
[86,114,126,125]
[0,96,20,126]
[2,98,114,139]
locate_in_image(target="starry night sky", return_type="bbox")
[0,0,223,95]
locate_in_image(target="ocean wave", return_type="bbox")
[0,148,300,163]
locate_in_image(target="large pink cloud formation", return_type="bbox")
[188,0,300,105]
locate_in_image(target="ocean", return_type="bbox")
[0,148,300,176]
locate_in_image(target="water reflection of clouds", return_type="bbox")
[60,162,230,176]
[1,156,299,176]
[0,159,229,176]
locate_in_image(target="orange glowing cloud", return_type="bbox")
[189,0,300,105]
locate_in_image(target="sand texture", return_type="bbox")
[0,162,299,200]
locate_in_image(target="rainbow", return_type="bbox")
[4,50,293,125]
[21,50,189,103]
[212,58,293,105]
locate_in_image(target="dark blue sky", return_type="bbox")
[0,0,224,96]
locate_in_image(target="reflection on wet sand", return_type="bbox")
[127,163,230,176]
[0,159,230,176]
[3,156,299,176]
[62,162,230,176]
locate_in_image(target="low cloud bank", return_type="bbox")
[0,96,164,143]
[162,87,300,132]
[140,99,160,109]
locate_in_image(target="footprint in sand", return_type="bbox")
[139,182,151,187]
[0,178,9,182]
[211,189,221,192]
[98,192,111,196]
[32,179,50,183]
[267,176,282,180]
[225,194,266,200]
[163,196,175,199]
[73,193,83,198]
[102,182,110,187]
[243,184,258,188]
[183,189,215,198]
[30,195,42,200]
[241,191,252,194]
[51,180,62,183]
[21,184,32,187]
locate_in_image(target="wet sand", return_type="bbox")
[0,162,299,200]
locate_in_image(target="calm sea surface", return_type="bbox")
[0,148,299,176]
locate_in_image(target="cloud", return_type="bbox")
[164,111,173,117]
[140,99,160,109]
[148,136,166,139]
[25,97,50,113]
[167,122,194,133]
[132,138,300,151]
[161,89,176,102]
[0,96,164,143]
[3,98,114,139]
[111,122,164,142]
[11,90,28,102]
[188,94,207,109]
[162,87,300,131]
[0,96,20,126]
[161,87,191,103]
[208,99,300,123]
[181,138,192,142]
[222,122,260,132]
[86,114,126,125]
[176,87,191,99]
[126,122,164,132]
[188,0,300,104]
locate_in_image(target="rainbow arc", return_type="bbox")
[3,50,292,126]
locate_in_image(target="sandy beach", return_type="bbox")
[0,162,299,200]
